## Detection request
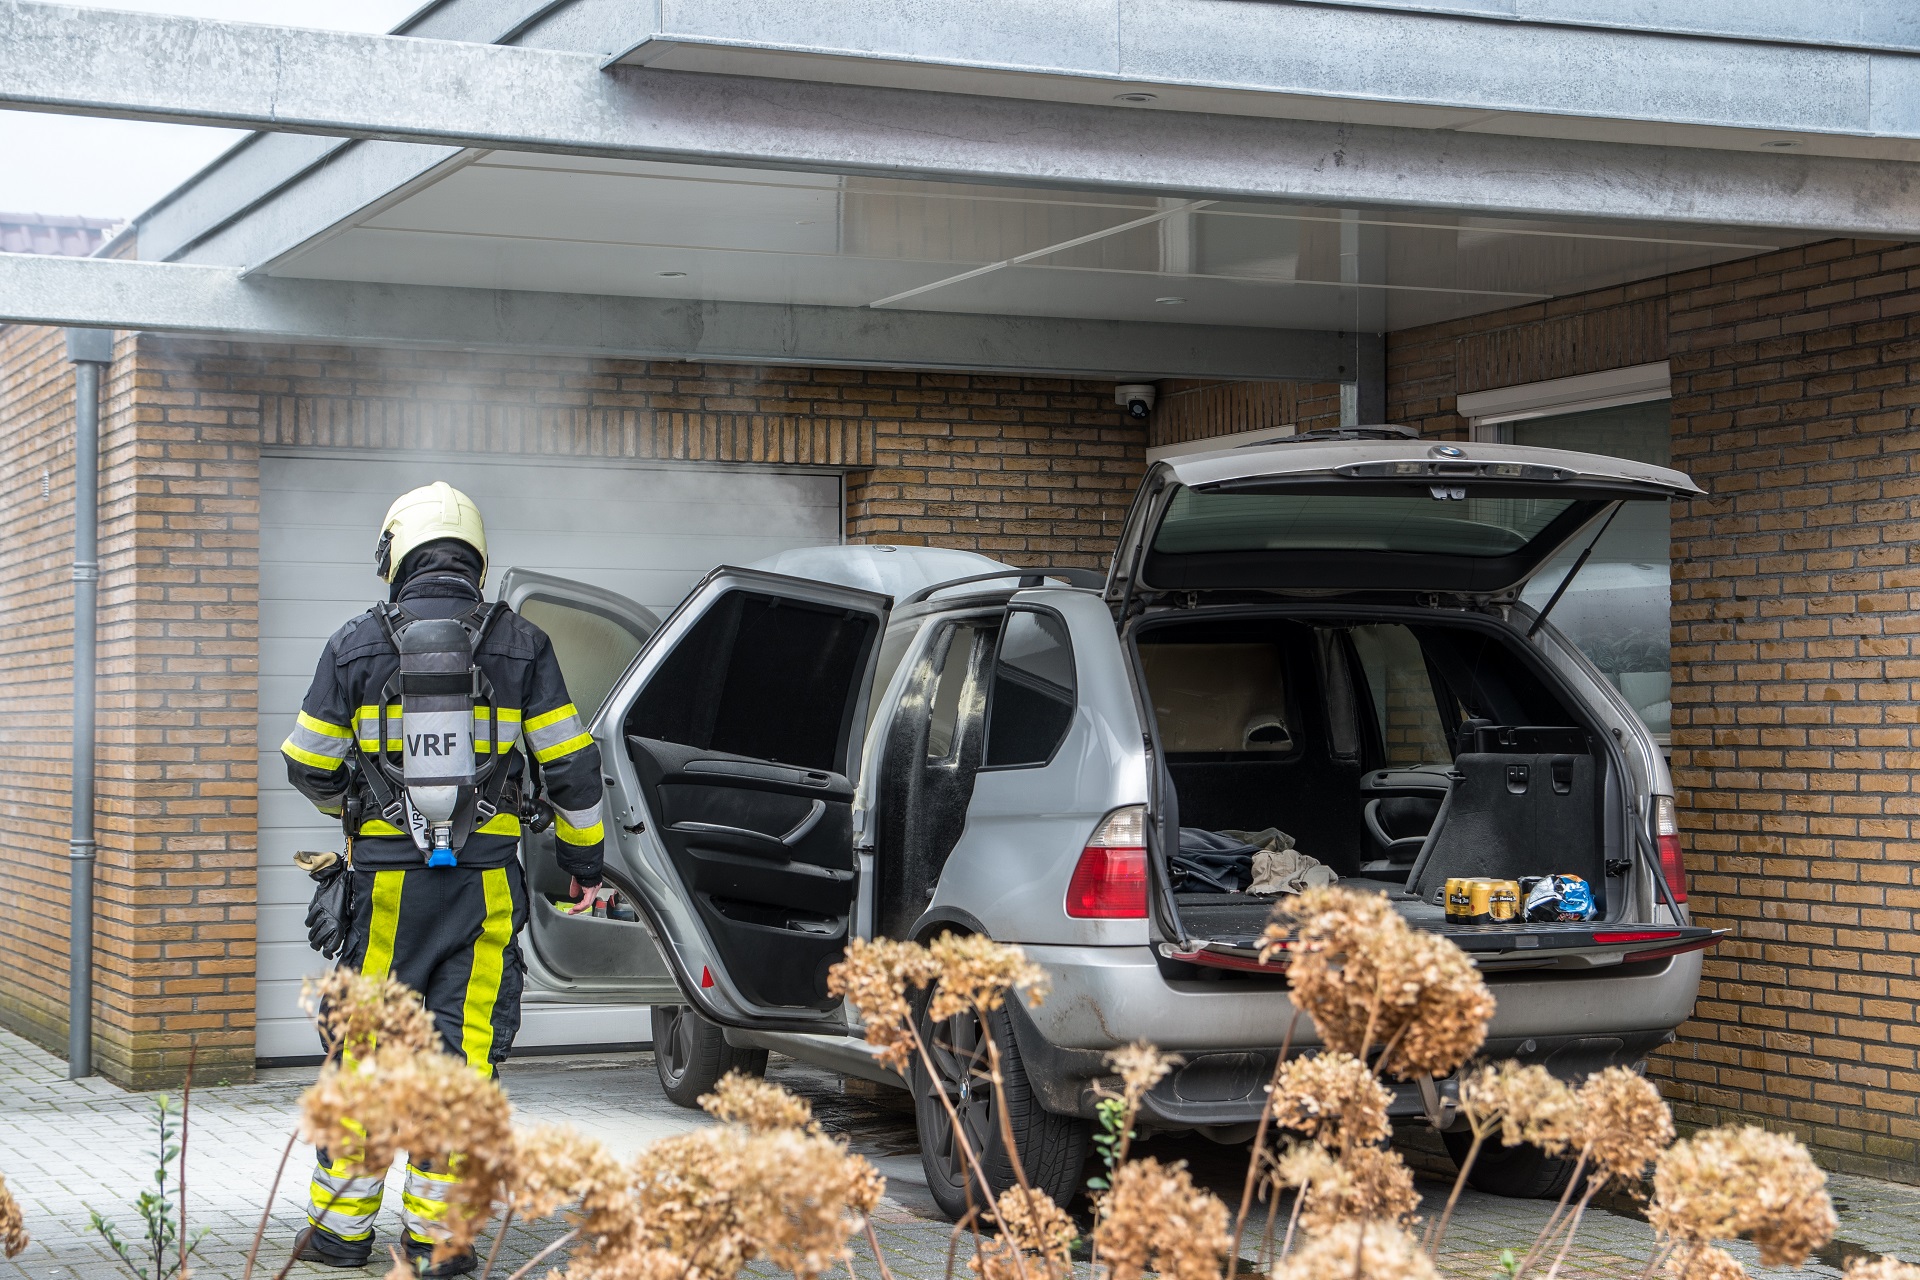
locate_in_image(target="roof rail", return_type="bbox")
[900,566,1105,607]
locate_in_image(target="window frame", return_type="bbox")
[977,605,1078,773]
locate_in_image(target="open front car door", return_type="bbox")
[600,567,891,1032]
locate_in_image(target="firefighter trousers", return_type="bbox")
[305,862,529,1256]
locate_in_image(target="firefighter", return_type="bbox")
[279,481,608,1276]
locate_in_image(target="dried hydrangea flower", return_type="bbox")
[1667,1243,1748,1280]
[1458,1061,1580,1155]
[974,1186,1077,1279]
[826,937,940,1072]
[1845,1257,1920,1280]
[1263,886,1494,1079]
[1649,1125,1836,1268]
[632,1124,883,1280]
[1098,1157,1232,1280]
[502,1125,633,1227]
[1267,1051,1390,1150]
[1108,1040,1178,1106]
[1575,1067,1673,1185]
[0,1172,28,1259]
[1272,1221,1439,1280]
[700,1072,820,1134]
[926,933,1049,1022]
[298,1046,515,1253]
[1270,1141,1339,1193]
[1297,1144,1419,1234]
[301,967,440,1060]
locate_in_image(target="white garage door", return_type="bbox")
[257,450,844,1060]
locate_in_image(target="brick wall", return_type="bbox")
[0,324,86,1052]
[1663,239,1920,1181]
[1385,240,1920,1183]
[1389,286,1671,438]
[1148,379,1343,449]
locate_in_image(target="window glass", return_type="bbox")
[1138,642,1294,753]
[1152,488,1578,557]
[517,596,648,722]
[1350,624,1452,766]
[925,622,985,763]
[627,590,876,773]
[985,610,1076,767]
[865,623,919,738]
[1506,401,1672,737]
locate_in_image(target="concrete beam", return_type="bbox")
[0,252,1356,382]
[7,3,1920,237]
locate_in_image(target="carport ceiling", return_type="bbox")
[278,153,1804,333]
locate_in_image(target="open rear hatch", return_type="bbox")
[1108,427,1703,602]
[1114,428,1713,970]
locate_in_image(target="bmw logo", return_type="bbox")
[1429,444,1466,459]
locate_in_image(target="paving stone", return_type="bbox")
[3,1028,1917,1280]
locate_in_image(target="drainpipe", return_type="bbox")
[64,327,111,1080]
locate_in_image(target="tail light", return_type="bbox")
[1654,795,1688,904]
[1066,806,1148,919]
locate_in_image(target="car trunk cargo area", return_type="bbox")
[1132,609,1678,965]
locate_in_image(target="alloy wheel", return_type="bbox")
[922,1005,996,1192]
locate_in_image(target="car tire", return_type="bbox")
[652,1004,768,1108]
[1441,1129,1583,1199]
[910,992,1092,1221]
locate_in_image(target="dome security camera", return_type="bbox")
[1115,383,1157,420]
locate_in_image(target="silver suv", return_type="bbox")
[501,429,1720,1215]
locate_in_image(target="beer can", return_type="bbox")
[1446,877,1472,923]
[1467,878,1495,925]
[1488,879,1520,923]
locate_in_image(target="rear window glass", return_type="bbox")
[984,610,1075,767]
[1138,642,1294,754]
[1152,487,1578,558]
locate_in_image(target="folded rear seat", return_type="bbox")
[1406,730,1602,907]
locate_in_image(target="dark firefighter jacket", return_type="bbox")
[281,569,606,881]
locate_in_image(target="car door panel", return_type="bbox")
[598,568,890,1027]
[631,733,857,1003]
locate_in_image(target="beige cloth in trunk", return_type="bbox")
[1221,827,1340,896]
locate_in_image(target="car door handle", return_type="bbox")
[669,800,827,850]
[778,799,827,846]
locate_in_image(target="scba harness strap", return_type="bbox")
[352,597,523,866]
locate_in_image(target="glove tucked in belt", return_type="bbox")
[296,850,353,959]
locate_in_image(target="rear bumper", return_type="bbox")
[1007,942,1703,1127]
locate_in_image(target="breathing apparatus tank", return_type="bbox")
[371,608,504,867]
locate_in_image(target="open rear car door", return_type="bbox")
[496,569,674,1000]
[598,567,891,1033]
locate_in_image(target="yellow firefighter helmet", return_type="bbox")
[375,481,488,586]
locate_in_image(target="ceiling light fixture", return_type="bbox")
[1760,139,1799,149]
[1115,91,1158,103]
[657,270,687,277]
[1154,296,1187,305]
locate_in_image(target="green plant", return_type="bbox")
[1087,1096,1129,1193]
[1495,1247,1521,1276]
[88,1095,207,1280]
